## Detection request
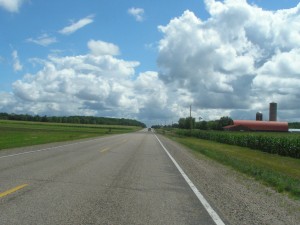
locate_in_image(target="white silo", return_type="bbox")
[269,102,277,121]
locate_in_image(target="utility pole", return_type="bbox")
[190,105,192,134]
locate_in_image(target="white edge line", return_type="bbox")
[0,133,129,159]
[155,134,226,225]
[0,138,104,159]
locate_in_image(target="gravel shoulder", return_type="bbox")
[158,134,300,225]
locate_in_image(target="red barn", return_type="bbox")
[223,120,288,132]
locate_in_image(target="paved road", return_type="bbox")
[0,129,224,225]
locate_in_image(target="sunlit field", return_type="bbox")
[159,129,300,199]
[0,120,141,150]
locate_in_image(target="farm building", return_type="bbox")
[224,102,289,132]
[223,120,289,132]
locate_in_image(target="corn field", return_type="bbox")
[176,129,300,158]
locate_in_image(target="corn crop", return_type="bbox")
[176,129,300,158]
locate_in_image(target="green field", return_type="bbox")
[0,120,141,150]
[160,129,300,199]
[175,129,300,158]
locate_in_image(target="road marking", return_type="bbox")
[100,147,110,153]
[0,184,29,198]
[155,134,226,225]
[0,140,93,159]
[0,134,129,160]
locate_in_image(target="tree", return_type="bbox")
[178,117,195,129]
[196,121,208,130]
[186,117,195,130]
[178,118,186,129]
[218,116,233,130]
[41,115,48,122]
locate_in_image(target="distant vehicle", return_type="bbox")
[148,128,151,132]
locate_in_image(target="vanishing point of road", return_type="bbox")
[0,129,226,225]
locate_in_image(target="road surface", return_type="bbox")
[0,129,225,225]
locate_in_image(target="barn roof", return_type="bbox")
[224,120,288,132]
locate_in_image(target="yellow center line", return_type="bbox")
[99,140,127,153]
[99,147,110,153]
[0,184,29,198]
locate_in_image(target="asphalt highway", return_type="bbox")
[0,129,225,225]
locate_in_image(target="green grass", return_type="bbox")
[176,129,300,158]
[0,120,141,150]
[161,130,300,199]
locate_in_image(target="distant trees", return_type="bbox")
[151,116,234,131]
[289,122,300,129]
[218,116,233,129]
[176,116,233,131]
[0,113,146,127]
[195,120,208,130]
[178,117,195,129]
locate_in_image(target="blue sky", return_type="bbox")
[1,0,300,125]
[1,0,207,89]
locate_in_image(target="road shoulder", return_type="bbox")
[157,134,300,225]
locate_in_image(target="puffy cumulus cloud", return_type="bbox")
[8,43,139,116]
[253,49,300,96]
[2,1,300,124]
[0,40,169,124]
[0,0,24,12]
[134,71,174,120]
[157,0,300,121]
[88,40,120,56]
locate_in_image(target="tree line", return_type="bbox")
[0,113,146,128]
[153,116,299,130]
[152,116,233,131]
[288,122,300,129]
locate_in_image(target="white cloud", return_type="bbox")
[12,50,22,72]
[27,34,57,47]
[88,40,120,56]
[1,41,171,125]
[0,0,24,12]
[157,0,300,121]
[1,40,145,118]
[128,7,145,22]
[134,71,172,120]
[252,48,300,108]
[59,15,94,35]
[2,1,300,124]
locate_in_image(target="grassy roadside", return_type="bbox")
[160,130,300,199]
[0,120,141,150]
